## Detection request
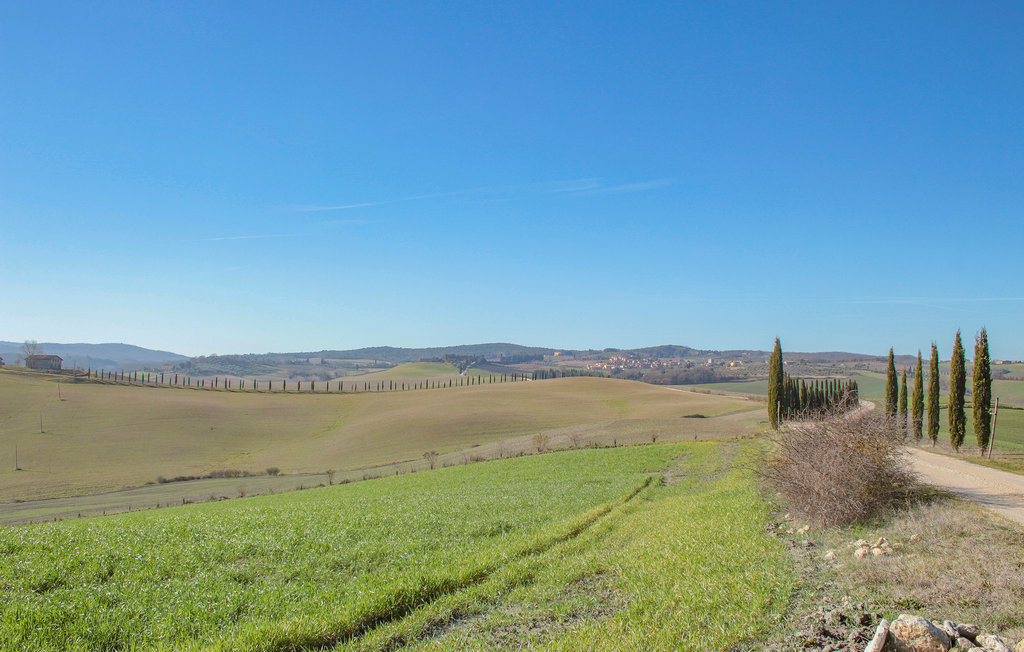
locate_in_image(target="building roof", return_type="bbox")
[25,354,63,361]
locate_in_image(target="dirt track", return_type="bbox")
[909,447,1024,526]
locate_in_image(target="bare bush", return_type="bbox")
[423,450,439,469]
[265,466,280,476]
[760,410,916,527]
[533,432,550,452]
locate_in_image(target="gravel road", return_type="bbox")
[908,447,1024,526]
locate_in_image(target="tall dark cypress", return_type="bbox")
[949,331,966,452]
[927,343,940,446]
[885,348,898,418]
[768,338,783,429]
[898,369,909,435]
[912,351,924,441]
[799,380,808,414]
[973,328,992,455]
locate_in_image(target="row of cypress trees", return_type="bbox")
[768,338,859,428]
[884,328,992,454]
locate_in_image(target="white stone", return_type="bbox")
[888,614,951,652]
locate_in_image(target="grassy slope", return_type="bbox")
[0,372,762,502]
[0,442,791,651]
[350,362,463,380]
[690,370,890,402]
[993,378,1024,406]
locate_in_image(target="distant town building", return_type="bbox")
[25,355,62,371]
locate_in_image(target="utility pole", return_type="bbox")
[15,444,19,471]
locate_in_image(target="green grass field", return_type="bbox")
[0,441,791,651]
[689,370,888,402]
[0,371,763,504]
[992,379,1024,407]
[349,361,464,380]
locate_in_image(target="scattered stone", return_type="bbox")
[940,621,959,640]
[958,624,981,641]
[854,539,870,548]
[875,537,887,547]
[976,633,1011,652]
[910,533,920,542]
[823,550,836,560]
[797,524,810,534]
[854,548,869,559]
[955,637,977,650]
[864,618,889,652]
[787,528,795,534]
[1012,638,1024,652]
[888,614,951,652]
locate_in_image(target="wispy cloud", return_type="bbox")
[566,178,675,196]
[546,178,602,193]
[201,233,301,242]
[289,177,674,213]
[848,297,1024,304]
[290,187,497,213]
[317,218,374,226]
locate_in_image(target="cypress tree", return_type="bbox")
[927,343,940,446]
[799,380,808,414]
[768,338,783,429]
[973,328,992,455]
[885,348,898,418]
[898,369,909,436]
[912,351,924,441]
[949,330,966,452]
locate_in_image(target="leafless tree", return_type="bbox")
[423,450,439,470]
[18,340,41,364]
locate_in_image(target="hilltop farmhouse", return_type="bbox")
[25,354,63,370]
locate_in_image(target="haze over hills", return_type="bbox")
[0,341,189,371]
[1,338,926,381]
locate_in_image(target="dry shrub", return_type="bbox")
[760,410,916,527]
[533,432,550,452]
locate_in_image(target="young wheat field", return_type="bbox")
[0,442,791,651]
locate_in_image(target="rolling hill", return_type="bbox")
[0,341,188,370]
[0,370,763,503]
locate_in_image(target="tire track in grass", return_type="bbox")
[221,476,655,652]
[365,476,666,652]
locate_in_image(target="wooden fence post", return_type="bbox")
[987,397,1000,460]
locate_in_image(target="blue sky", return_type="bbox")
[2,2,1022,358]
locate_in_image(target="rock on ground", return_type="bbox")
[888,613,951,652]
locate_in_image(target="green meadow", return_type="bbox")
[0,442,790,651]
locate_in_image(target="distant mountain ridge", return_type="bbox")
[0,342,189,370]
[286,343,555,364]
[0,339,911,373]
